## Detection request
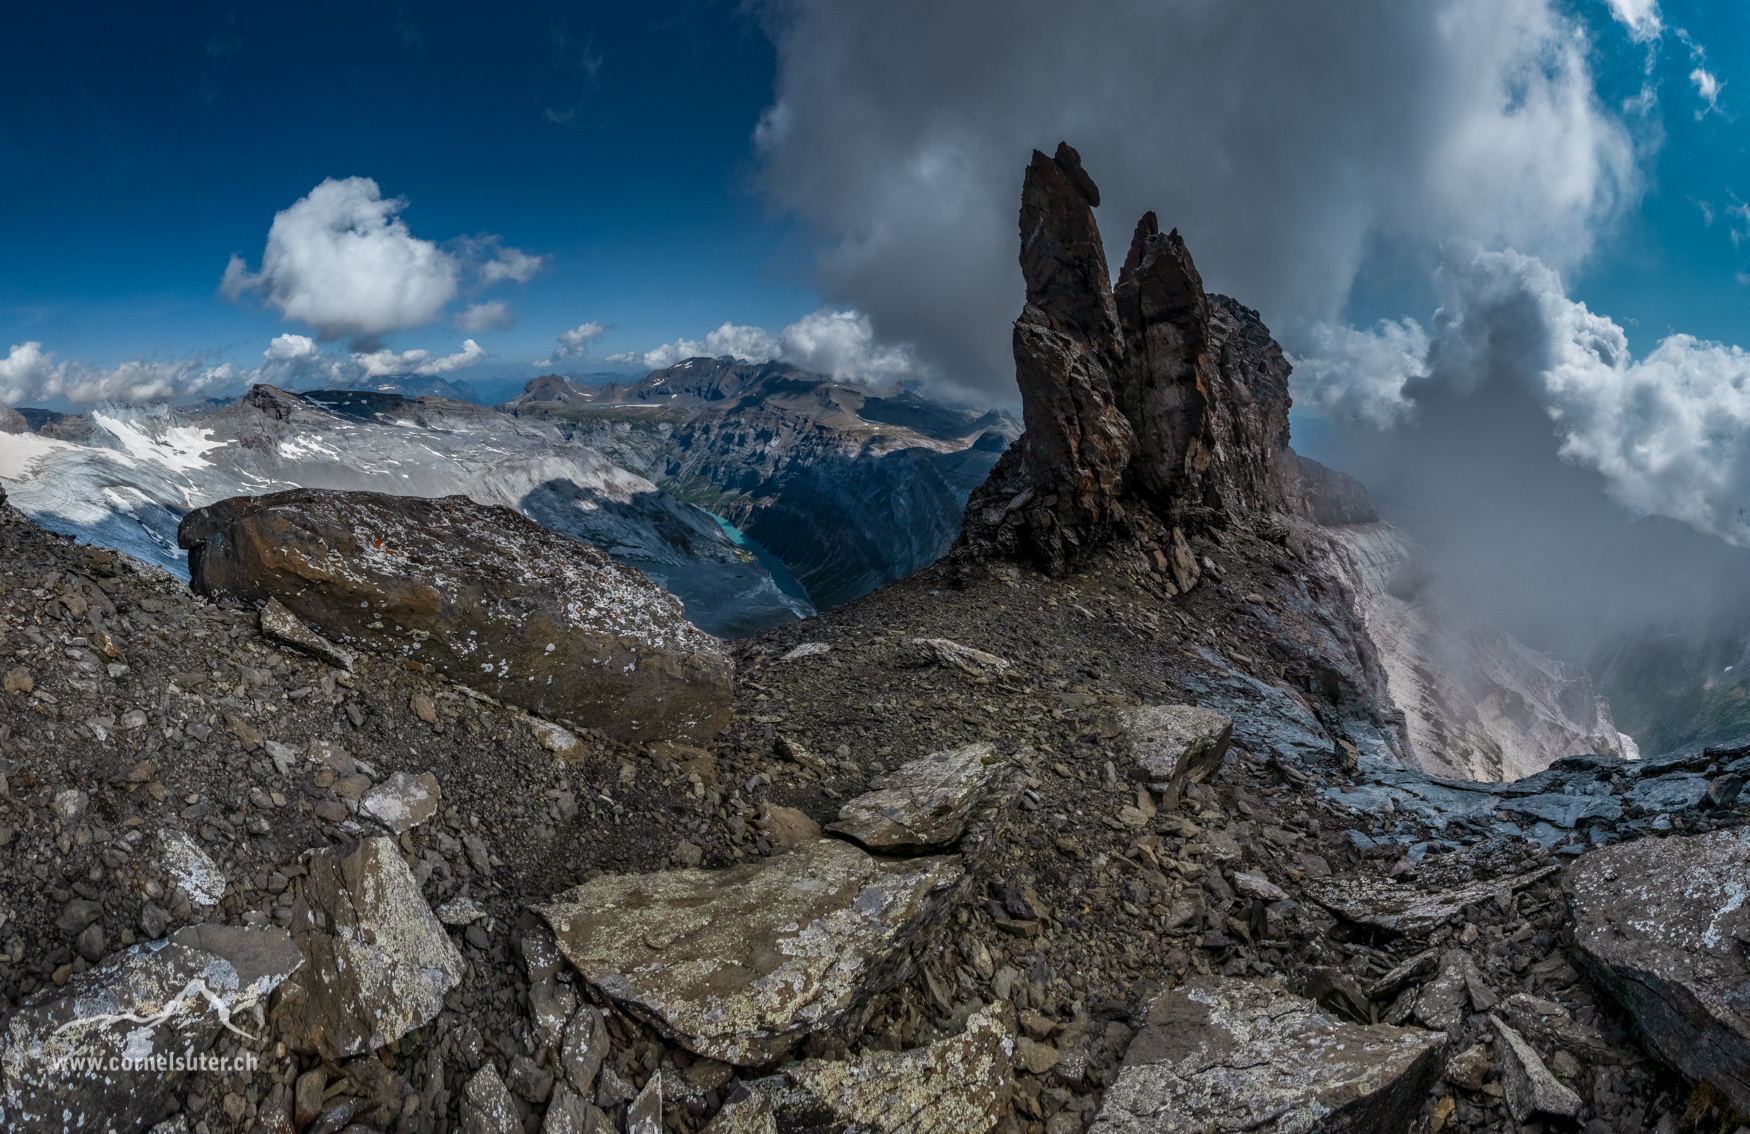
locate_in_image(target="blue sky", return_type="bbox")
[3,0,1749,445]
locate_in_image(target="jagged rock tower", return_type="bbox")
[963,142,1366,578]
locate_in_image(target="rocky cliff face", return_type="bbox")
[502,359,1020,611]
[1317,523,1633,780]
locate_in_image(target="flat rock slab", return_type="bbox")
[259,596,355,671]
[275,836,465,1058]
[0,927,302,1133]
[1568,827,1750,1111]
[1625,772,1710,813]
[1505,792,1621,828]
[828,742,1002,853]
[707,1003,1013,1134]
[536,838,961,1065]
[1106,705,1232,801]
[1303,865,1559,937]
[1089,976,1444,1134]
[178,488,732,744]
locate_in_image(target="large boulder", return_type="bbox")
[0,926,302,1133]
[1568,827,1750,1111]
[1089,976,1445,1134]
[536,838,961,1065]
[1104,704,1232,807]
[273,836,466,1058]
[178,488,732,744]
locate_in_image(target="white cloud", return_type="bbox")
[1288,319,1430,429]
[553,321,609,361]
[352,340,488,379]
[0,341,233,406]
[1691,67,1724,117]
[632,309,920,383]
[1297,242,1750,548]
[1604,0,1663,42]
[751,0,1644,395]
[457,300,516,333]
[221,178,542,344]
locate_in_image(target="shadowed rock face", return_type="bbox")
[962,143,1350,575]
[178,487,733,744]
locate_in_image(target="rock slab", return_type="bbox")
[0,927,302,1134]
[708,1003,1014,1134]
[1568,826,1750,1112]
[1304,865,1558,937]
[1108,704,1232,804]
[536,838,961,1065]
[1090,977,1444,1134]
[828,742,1001,853]
[179,488,733,744]
[275,836,466,1058]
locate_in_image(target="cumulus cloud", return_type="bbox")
[751,0,1644,396]
[352,340,488,380]
[626,309,920,383]
[1298,242,1750,549]
[457,300,516,333]
[222,179,543,345]
[0,342,233,406]
[1692,67,1725,118]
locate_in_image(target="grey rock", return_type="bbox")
[1106,704,1231,806]
[596,1066,635,1110]
[159,828,226,908]
[463,832,493,875]
[1507,792,1621,828]
[906,638,1012,676]
[1490,1014,1582,1121]
[1364,948,1439,1001]
[1302,864,1558,936]
[274,836,466,1057]
[1089,976,1445,1134]
[179,488,734,744]
[259,597,356,671]
[1568,827,1750,1110]
[460,1064,521,1134]
[520,922,578,1049]
[0,927,301,1134]
[1497,993,1620,1062]
[1626,772,1710,813]
[74,922,105,963]
[1413,952,1470,1031]
[436,895,486,925]
[627,1072,662,1134]
[828,742,1002,853]
[542,1084,611,1134]
[560,1007,610,1097]
[537,837,961,1065]
[508,1054,555,1105]
[359,771,440,834]
[711,1003,1013,1134]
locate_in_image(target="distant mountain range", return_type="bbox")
[0,361,1015,638]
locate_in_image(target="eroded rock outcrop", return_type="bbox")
[536,838,961,1065]
[828,742,1003,853]
[179,488,733,744]
[961,143,1346,576]
[1089,976,1445,1134]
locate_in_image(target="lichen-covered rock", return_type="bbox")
[359,771,440,834]
[258,597,355,671]
[0,927,302,1134]
[709,1003,1014,1134]
[178,488,732,744]
[1568,827,1750,1111]
[906,638,1012,677]
[1489,1014,1581,1121]
[1303,864,1558,937]
[461,1065,521,1134]
[536,838,962,1065]
[828,742,1002,853]
[1089,976,1444,1134]
[274,836,465,1058]
[1106,704,1232,805]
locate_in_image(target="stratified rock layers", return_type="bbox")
[178,488,732,744]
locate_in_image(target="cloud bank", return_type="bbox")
[221,178,542,345]
[616,309,919,384]
[752,0,1644,396]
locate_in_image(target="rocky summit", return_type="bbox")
[0,141,1746,1134]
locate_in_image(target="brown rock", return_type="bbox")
[2,667,32,694]
[410,693,438,723]
[756,806,820,848]
[179,488,732,744]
